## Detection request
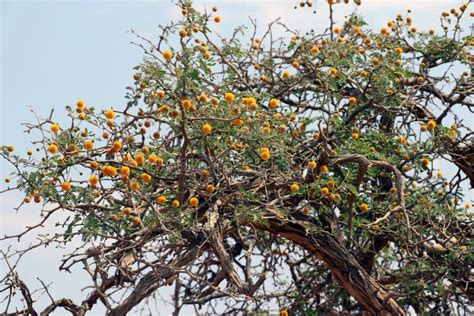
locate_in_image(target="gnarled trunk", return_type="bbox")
[252,218,404,315]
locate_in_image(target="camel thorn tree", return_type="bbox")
[1,0,473,314]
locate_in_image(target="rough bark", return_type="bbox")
[107,246,203,316]
[251,217,405,315]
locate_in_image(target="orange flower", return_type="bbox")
[61,181,72,192]
[182,99,192,110]
[427,120,436,129]
[202,123,213,135]
[135,154,145,165]
[260,147,270,161]
[76,99,85,108]
[141,173,152,183]
[47,144,59,154]
[50,124,60,133]
[120,166,131,177]
[112,141,122,151]
[84,140,94,151]
[163,50,173,61]
[290,183,300,193]
[421,158,430,167]
[224,92,235,103]
[105,109,115,120]
[130,181,140,191]
[89,175,99,186]
[269,98,279,108]
[206,184,216,193]
[157,195,167,205]
[148,153,158,164]
[189,197,199,207]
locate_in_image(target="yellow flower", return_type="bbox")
[206,184,216,193]
[130,181,140,191]
[359,203,369,212]
[157,195,167,205]
[260,147,270,161]
[107,166,117,177]
[141,173,152,183]
[120,166,131,177]
[421,157,430,167]
[61,181,72,192]
[135,154,145,165]
[427,120,436,129]
[50,124,60,133]
[163,50,173,61]
[290,183,300,193]
[105,109,115,120]
[112,141,122,151]
[189,197,199,207]
[231,119,244,127]
[182,99,192,110]
[311,45,320,54]
[89,175,99,186]
[131,216,141,225]
[202,123,213,135]
[269,98,279,108]
[47,144,59,154]
[84,140,94,151]
[224,92,235,103]
[148,153,158,164]
[76,99,85,108]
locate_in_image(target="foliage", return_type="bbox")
[1,0,473,315]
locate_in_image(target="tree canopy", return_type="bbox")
[1,0,473,315]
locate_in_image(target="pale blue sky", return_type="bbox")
[1,1,472,315]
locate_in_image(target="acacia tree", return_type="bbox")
[1,0,473,315]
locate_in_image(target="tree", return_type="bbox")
[1,0,473,314]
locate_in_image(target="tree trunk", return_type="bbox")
[252,218,405,315]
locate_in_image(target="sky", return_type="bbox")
[0,0,472,315]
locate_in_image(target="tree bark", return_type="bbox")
[107,246,203,315]
[251,217,405,315]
